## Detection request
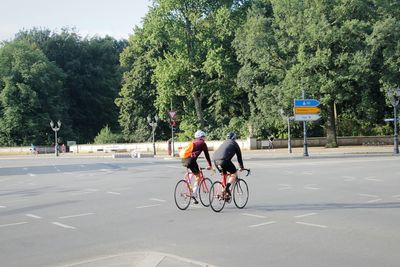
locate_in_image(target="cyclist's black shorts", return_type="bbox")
[181,157,200,174]
[214,159,236,174]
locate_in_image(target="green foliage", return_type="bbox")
[94,125,123,144]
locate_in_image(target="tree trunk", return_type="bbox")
[193,92,204,128]
[325,102,338,148]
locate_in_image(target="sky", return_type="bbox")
[0,0,151,41]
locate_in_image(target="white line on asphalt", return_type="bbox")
[107,191,121,195]
[302,171,313,175]
[0,205,5,208]
[27,173,36,177]
[296,222,327,228]
[59,213,95,219]
[136,204,161,209]
[358,194,379,198]
[242,213,267,219]
[248,221,276,228]
[365,177,381,181]
[26,214,42,219]
[86,188,99,192]
[294,213,317,218]
[150,198,167,202]
[165,165,182,169]
[304,184,320,190]
[0,222,28,228]
[393,194,400,198]
[278,187,292,190]
[23,168,28,170]
[52,222,76,229]
[367,198,382,203]
[279,184,292,187]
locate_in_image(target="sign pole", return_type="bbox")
[170,100,175,157]
[302,90,309,157]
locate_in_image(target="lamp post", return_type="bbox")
[280,109,293,154]
[387,88,400,154]
[50,120,61,156]
[147,115,159,156]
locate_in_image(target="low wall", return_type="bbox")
[0,136,394,154]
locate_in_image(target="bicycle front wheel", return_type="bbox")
[198,177,212,207]
[233,179,249,209]
[209,181,226,212]
[174,180,191,210]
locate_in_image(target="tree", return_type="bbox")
[0,40,67,145]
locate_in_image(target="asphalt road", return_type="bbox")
[0,153,399,267]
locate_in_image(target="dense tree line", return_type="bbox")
[1,0,399,147]
[0,28,127,145]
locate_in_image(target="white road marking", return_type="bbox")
[294,213,317,218]
[23,168,28,170]
[86,188,99,192]
[27,173,36,177]
[58,213,95,219]
[367,199,382,203]
[278,187,292,190]
[249,221,276,228]
[136,204,161,209]
[52,222,76,229]
[107,191,121,195]
[304,184,320,190]
[0,205,6,208]
[150,198,167,202]
[242,213,267,219]
[26,214,42,219]
[359,194,379,198]
[302,171,313,175]
[165,165,182,169]
[296,222,327,228]
[365,176,380,181]
[0,222,28,228]
[393,194,400,198]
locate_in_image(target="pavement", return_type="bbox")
[57,252,216,267]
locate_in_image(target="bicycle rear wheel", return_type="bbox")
[174,180,191,210]
[233,179,249,209]
[198,177,212,207]
[209,181,226,212]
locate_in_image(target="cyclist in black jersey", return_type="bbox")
[212,132,245,198]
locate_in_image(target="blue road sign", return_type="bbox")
[294,99,320,107]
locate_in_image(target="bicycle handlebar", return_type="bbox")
[240,168,251,177]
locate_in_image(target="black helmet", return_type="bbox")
[227,132,236,140]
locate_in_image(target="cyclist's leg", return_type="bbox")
[224,160,237,195]
[188,158,200,203]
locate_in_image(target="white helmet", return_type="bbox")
[194,130,206,138]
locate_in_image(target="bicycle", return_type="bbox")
[209,168,250,212]
[174,167,213,210]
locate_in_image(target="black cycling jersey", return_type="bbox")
[212,139,244,169]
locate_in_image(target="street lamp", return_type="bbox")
[147,114,159,156]
[387,88,400,154]
[50,120,61,156]
[279,109,293,154]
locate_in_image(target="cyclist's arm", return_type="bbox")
[235,143,244,169]
[203,143,212,168]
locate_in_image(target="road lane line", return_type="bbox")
[343,176,356,181]
[107,191,121,195]
[52,222,76,229]
[393,194,400,198]
[136,204,161,209]
[365,176,381,181]
[296,222,327,228]
[249,221,276,228]
[0,222,28,228]
[304,184,320,190]
[242,213,267,219]
[27,173,36,177]
[0,205,6,208]
[367,198,382,203]
[59,213,95,219]
[294,213,317,218]
[26,214,42,219]
[359,194,379,198]
[150,198,167,202]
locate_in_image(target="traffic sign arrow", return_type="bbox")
[294,99,320,107]
[294,107,321,114]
